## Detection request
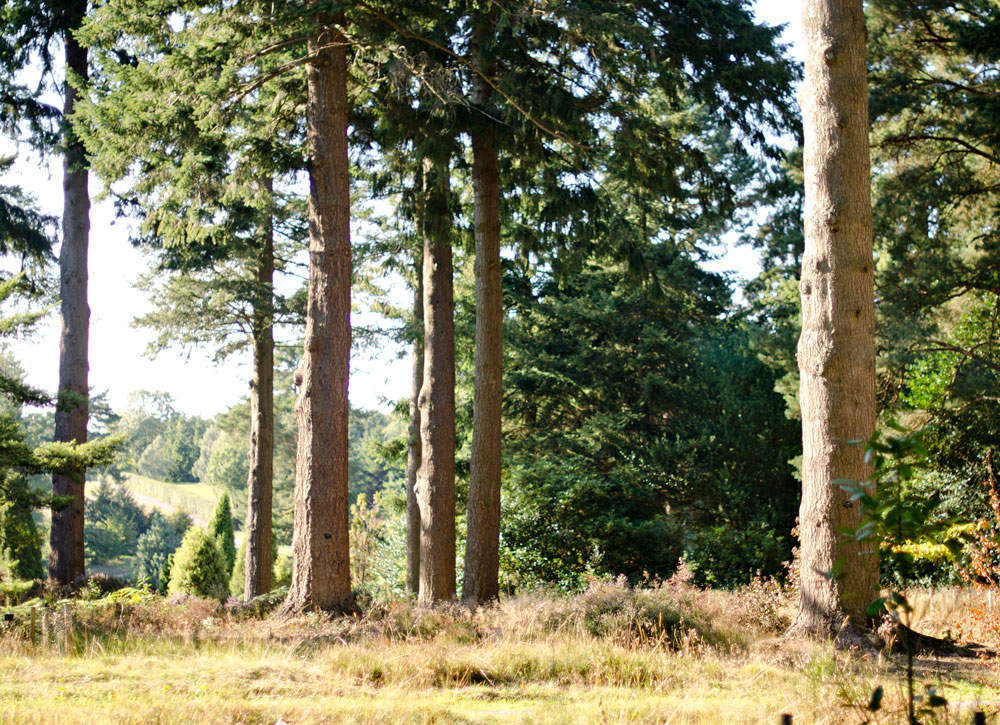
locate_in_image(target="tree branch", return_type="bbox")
[355,1,590,151]
[879,133,1000,166]
[914,339,1000,375]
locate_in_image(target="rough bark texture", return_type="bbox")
[463,68,504,606]
[281,14,353,613]
[416,156,456,604]
[243,218,275,601]
[789,0,877,637]
[49,27,90,586]
[405,271,423,596]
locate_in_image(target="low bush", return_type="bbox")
[684,522,791,588]
[167,527,228,601]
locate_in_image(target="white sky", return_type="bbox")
[1,0,800,421]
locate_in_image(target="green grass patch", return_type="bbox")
[120,474,220,522]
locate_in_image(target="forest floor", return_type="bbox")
[1,581,997,724]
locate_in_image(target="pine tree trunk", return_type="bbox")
[281,13,352,613]
[463,67,503,606]
[49,26,90,586]
[788,0,877,638]
[243,215,275,601]
[417,156,456,604]
[405,268,423,596]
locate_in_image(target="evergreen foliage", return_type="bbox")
[167,526,228,600]
[133,510,185,590]
[14,0,975,605]
[0,158,55,263]
[84,481,150,565]
[209,492,236,577]
[106,394,208,484]
[229,537,281,598]
[229,540,245,598]
[746,1,1000,585]
[866,0,1000,532]
[160,551,174,593]
[0,215,117,579]
[500,247,799,588]
[0,475,43,580]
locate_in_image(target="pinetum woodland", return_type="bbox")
[0,0,998,642]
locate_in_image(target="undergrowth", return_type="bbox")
[0,570,993,723]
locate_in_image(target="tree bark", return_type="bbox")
[243,211,275,601]
[405,262,424,596]
[788,0,877,637]
[281,13,353,613]
[463,62,504,606]
[417,155,456,604]
[49,25,90,586]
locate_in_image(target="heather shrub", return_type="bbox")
[519,573,720,649]
[729,571,789,633]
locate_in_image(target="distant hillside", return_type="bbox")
[120,473,220,525]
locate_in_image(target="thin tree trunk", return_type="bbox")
[405,261,424,596]
[417,155,456,604]
[243,209,275,601]
[281,12,352,613]
[49,24,90,586]
[463,58,504,606]
[788,0,877,638]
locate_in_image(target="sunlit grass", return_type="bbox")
[0,582,995,724]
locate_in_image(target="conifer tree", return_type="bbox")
[283,7,354,612]
[1,0,95,585]
[463,6,504,606]
[415,153,457,603]
[357,0,795,603]
[167,526,228,600]
[0,167,54,581]
[866,0,1000,502]
[209,492,237,578]
[354,6,464,603]
[405,253,423,596]
[789,0,876,637]
[0,279,118,578]
[133,511,182,590]
[78,0,313,603]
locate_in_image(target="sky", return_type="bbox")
[1,0,802,421]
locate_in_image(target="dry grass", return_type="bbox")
[0,579,994,724]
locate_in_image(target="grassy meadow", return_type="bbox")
[2,577,997,724]
[119,474,221,525]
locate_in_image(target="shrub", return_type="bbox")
[229,540,245,598]
[85,481,150,565]
[81,573,132,600]
[501,457,685,590]
[0,476,44,580]
[273,551,292,588]
[133,510,183,590]
[208,492,236,578]
[730,572,789,633]
[683,521,790,588]
[167,526,228,600]
[229,538,285,599]
[160,551,175,591]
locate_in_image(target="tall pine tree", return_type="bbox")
[789,0,877,637]
[2,0,94,585]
